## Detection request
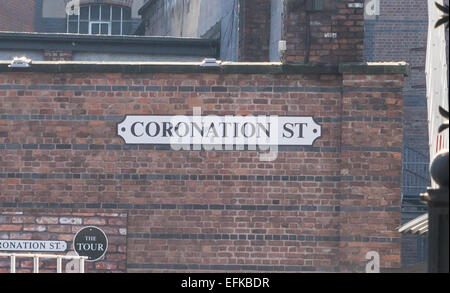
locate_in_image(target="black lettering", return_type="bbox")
[218,122,232,137]
[174,122,189,137]
[145,122,160,137]
[191,122,204,137]
[205,123,219,137]
[295,123,307,138]
[257,123,270,138]
[283,123,294,138]
[131,122,144,137]
[242,123,255,138]
[162,122,173,137]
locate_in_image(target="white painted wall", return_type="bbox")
[425,0,449,185]
[42,0,67,18]
[132,0,145,18]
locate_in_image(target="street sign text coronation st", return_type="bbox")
[117,115,322,147]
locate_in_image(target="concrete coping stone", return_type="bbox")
[0,61,410,76]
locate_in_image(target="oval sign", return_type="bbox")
[73,226,108,262]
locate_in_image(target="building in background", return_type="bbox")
[139,0,364,63]
[0,0,35,32]
[138,0,240,61]
[363,0,432,268]
[0,0,144,35]
[0,0,218,62]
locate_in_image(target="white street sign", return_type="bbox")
[117,115,322,147]
[0,240,67,252]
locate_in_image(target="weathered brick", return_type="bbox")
[47,225,72,233]
[9,232,33,240]
[0,0,34,32]
[0,225,22,232]
[59,217,83,225]
[284,0,364,63]
[84,218,107,226]
[0,216,11,224]
[95,262,117,270]
[57,234,74,241]
[36,217,59,225]
[23,225,46,232]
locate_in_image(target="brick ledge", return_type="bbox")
[0,61,410,76]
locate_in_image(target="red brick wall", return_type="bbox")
[238,0,271,62]
[0,0,35,32]
[338,73,404,270]
[0,65,404,272]
[363,0,431,268]
[283,0,365,63]
[0,211,127,273]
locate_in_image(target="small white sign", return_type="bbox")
[365,251,380,273]
[364,0,380,19]
[65,0,80,16]
[117,115,322,147]
[348,3,364,8]
[324,32,337,39]
[0,240,67,252]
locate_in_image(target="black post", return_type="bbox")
[421,150,449,273]
[423,188,449,272]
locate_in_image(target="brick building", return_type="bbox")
[364,0,431,268]
[139,0,364,63]
[0,0,35,32]
[139,0,432,268]
[0,61,408,273]
[0,0,413,273]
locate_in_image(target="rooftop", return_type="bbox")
[0,31,219,58]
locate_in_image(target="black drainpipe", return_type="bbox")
[305,11,311,63]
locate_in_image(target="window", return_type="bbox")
[90,22,110,35]
[67,4,132,35]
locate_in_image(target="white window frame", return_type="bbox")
[67,4,128,36]
[89,21,112,35]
